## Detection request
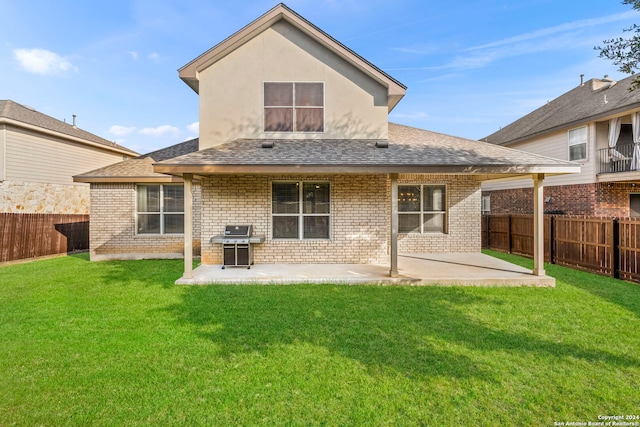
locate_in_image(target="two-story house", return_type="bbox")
[482,74,640,216]
[1,100,138,214]
[75,3,578,282]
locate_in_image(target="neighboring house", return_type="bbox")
[74,3,578,279]
[1,100,138,214]
[482,74,640,216]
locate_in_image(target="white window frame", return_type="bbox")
[481,195,491,215]
[271,181,330,240]
[263,81,325,133]
[136,184,184,235]
[568,126,588,161]
[398,184,448,234]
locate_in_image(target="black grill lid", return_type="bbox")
[224,225,252,236]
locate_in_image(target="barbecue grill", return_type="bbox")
[210,225,265,269]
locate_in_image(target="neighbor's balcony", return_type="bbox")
[597,143,640,174]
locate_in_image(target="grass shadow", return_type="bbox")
[166,284,640,380]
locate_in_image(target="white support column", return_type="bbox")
[390,173,399,277]
[183,173,194,279]
[533,173,545,276]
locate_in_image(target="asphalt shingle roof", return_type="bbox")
[77,123,576,181]
[483,75,640,146]
[0,100,138,156]
[74,138,199,179]
[156,123,574,171]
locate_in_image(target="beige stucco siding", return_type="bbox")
[200,174,481,265]
[198,20,389,148]
[483,126,595,191]
[5,126,125,185]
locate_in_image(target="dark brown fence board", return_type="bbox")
[0,213,89,263]
[618,218,640,282]
[553,217,614,276]
[483,214,640,284]
[487,215,511,253]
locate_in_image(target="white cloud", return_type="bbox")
[139,125,180,137]
[148,52,161,62]
[467,10,637,52]
[186,121,199,134]
[109,125,137,137]
[128,51,139,61]
[13,48,78,75]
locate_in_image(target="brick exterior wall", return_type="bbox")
[89,182,201,260]
[483,182,640,217]
[200,174,481,265]
[397,174,481,254]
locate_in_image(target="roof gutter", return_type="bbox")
[153,163,581,176]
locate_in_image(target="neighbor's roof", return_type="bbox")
[0,100,138,156]
[484,75,640,146]
[178,3,406,111]
[152,123,579,180]
[73,138,199,183]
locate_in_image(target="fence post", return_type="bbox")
[507,215,512,254]
[612,218,620,279]
[549,215,555,265]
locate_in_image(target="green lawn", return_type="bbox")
[1,252,639,426]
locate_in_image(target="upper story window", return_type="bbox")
[136,184,184,234]
[264,82,324,132]
[568,126,587,161]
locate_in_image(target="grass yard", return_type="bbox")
[0,252,639,426]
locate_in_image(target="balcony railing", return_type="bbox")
[597,143,640,174]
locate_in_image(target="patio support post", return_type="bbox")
[390,173,399,277]
[183,173,194,279]
[533,173,545,276]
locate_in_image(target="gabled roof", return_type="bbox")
[74,138,199,183]
[152,123,579,179]
[484,74,640,146]
[178,3,406,111]
[0,100,138,156]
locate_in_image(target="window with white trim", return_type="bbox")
[568,126,587,161]
[481,195,491,215]
[136,184,184,234]
[264,82,324,132]
[272,181,330,239]
[398,185,447,233]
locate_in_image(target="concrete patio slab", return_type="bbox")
[176,252,555,287]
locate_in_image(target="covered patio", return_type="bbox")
[152,124,580,287]
[176,252,554,286]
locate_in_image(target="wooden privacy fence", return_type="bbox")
[482,215,640,283]
[0,213,89,263]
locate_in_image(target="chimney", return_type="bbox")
[72,114,77,128]
[580,74,584,86]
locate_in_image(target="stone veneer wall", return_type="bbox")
[483,183,640,217]
[1,180,90,214]
[200,173,482,265]
[89,182,201,260]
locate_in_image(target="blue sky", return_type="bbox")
[1,0,637,154]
